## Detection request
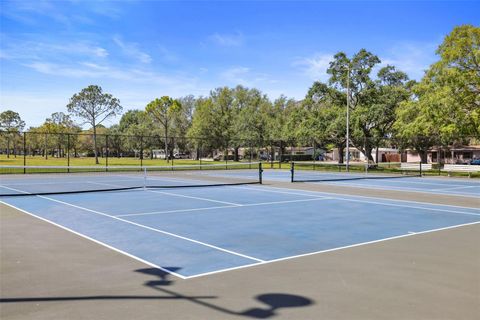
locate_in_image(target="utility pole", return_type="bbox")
[346,64,350,172]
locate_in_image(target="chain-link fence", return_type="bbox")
[0,131,478,176]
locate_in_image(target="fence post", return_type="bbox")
[140,135,143,168]
[105,135,109,171]
[225,140,228,170]
[279,141,283,169]
[67,133,70,173]
[23,132,26,173]
[270,141,274,169]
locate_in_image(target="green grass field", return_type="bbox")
[0,155,210,167]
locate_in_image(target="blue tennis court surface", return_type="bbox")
[208,169,480,197]
[2,184,479,279]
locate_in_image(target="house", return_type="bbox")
[406,145,480,164]
[329,147,401,163]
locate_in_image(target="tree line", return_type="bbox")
[1,25,478,164]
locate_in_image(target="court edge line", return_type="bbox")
[320,180,480,198]
[117,197,333,218]
[234,185,480,211]
[184,220,480,279]
[431,185,478,191]
[35,195,265,263]
[0,200,187,280]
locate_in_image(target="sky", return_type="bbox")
[1,0,479,128]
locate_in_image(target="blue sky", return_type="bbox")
[1,0,479,128]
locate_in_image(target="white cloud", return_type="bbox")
[0,39,109,61]
[219,66,276,87]
[208,32,244,47]
[292,53,333,81]
[380,42,437,80]
[113,36,152,64]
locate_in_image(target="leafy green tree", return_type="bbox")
[394,25,480,162]
[327,49,381,161]
[146,96,181,161]
[303,82,347,162]
[40,112,81,158]
[120,110,157,158]
[67,85,122,164]
[188,87,238,159]
[231,86,272,160]
[0,110,25,158]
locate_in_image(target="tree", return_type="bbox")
[145,96,181,162]
[66,85,122,164]
[0,110,25,158]
[188,88,237,159]
[425,25,479,138]
[119,110,157,159]
[39,112,80,158]
[327,49,382,161]
[394,25,480,162]
[303,82,347,162]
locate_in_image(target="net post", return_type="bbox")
[290,161,294,182]
[259,162,263,184]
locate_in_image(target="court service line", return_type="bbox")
[235,185,480,214]
[184,220,480,279]
[34,195,265,263]
[0,200,187,280]
[117,197,333,218]
[147,190,243,206]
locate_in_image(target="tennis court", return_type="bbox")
[1,167,479,278]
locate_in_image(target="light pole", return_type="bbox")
[346,64,350,172]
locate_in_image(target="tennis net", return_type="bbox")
[290,161,424,183]
[0,162,263,197]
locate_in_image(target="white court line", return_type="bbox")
[117,197,332,218]
[184,220,480,279]
[0,184,264,263]
[0,200,187,280]
[431,185,478,191]
[147,190,243,206]
[3,183,480,280]
[234,185,480,213]
[37,195,265,262]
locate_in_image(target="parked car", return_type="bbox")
[173,153,188,159]
[469,159,480,165]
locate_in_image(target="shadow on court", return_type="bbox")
[0,267,314,319]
